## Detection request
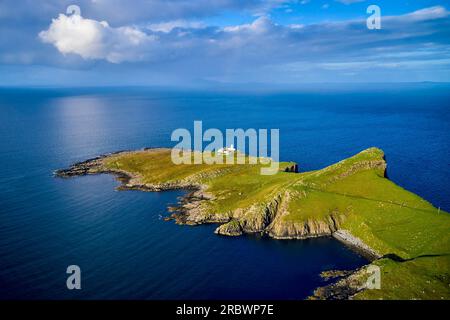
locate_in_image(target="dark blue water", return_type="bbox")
[0,85,449,299]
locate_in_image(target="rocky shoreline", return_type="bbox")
[309,264,374,300]
[55,150,380,257]
[333,230,381,261]
[55,149,383,300]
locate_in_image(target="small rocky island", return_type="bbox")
[56,147,450,300]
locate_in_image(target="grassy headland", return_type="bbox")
[56,147,450,299]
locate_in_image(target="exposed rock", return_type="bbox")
[54,156,105,177]
[265,191,344,239]
[266,216,341,239]
[333,230,381,260]
[310,265,374,300]
[215,220,243,236]
[320,270,354,281]
[237,195,281,233]
[283,164,299,173]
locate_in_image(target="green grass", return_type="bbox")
[354,256,450,300]
[104,149,297,213]
[103,147,450,299]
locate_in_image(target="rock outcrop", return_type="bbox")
[309,264,376,300]
[215,220,243,236]
[266,215,342,239]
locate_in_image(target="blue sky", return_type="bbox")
[0,0,449,86]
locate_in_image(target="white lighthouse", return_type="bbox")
[218,144,236,155]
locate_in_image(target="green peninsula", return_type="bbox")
[56,147,450,300]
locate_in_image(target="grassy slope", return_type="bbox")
[105,150,297,213]
[356,256,450,300]
[103,147,450,299]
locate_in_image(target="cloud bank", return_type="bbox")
[1,1,450,84]
[39,6,450,68]
[39,14,156,63]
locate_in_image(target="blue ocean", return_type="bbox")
[0,84,449,299]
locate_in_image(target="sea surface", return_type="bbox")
[0,85,449,299]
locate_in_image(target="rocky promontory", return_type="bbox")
[55,147,450,300]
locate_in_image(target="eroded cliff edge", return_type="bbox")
[55,147,450,300]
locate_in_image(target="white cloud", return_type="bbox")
[37,5,450,83]
[223,16,274,33]
[403,6,449,21]
[289,24,304,29]
[147,20,205,33]
[39,14,156,63]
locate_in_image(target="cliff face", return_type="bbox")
[213,191,345,240]
[266,215,342,239]
[214,194,282,236]
[56,147,450,300]
[215,220,243,236]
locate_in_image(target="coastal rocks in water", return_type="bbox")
[172,190,230,225]
[310,264,376,300]
[54,157,105,177]
[215,220,243,236]
[173,210,230,225]
[320,270,354,281]
[179,192,283,234]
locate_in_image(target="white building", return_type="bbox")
[218,144,236,155]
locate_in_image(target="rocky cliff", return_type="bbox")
[55,147,450,300]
